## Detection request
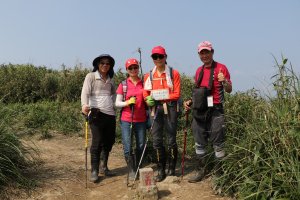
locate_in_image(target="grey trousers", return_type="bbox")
[192,108,225,158]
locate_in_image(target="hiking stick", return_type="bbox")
[127,104,135,187]
[131,106,159,188]
[83,111,90,189]
[181,111,189,179]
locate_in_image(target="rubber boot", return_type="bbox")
[125,154,136,181]
[90,153,99,182]
[134,149,142,179]
[99,151,115,176]
[167,147,178,176]
[155,148,166,182]
[188,155,207,183]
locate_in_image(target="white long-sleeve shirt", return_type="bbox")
[81,71,116,116]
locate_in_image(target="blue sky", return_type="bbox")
[1,0,299,92]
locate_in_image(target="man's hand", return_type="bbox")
[184,99,192,111]
[218,69,232,93]
[145,96,155,107]
[218,69,225,82]
[127,96,136,106]
[82,105,90,115]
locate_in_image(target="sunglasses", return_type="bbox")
[100,62,110,66]
[151,54,165,60]
[128,66,139,71]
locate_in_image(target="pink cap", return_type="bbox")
[125,58,139,69]
[151,46,166,55]
[197,41,213,52]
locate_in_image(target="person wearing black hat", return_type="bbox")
[81,54,117,182]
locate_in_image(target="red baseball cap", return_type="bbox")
[125,58,139,69]
[151,46,166,55]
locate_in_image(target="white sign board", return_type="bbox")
[151,89,169,100]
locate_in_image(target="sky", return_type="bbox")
[0,0,299,92]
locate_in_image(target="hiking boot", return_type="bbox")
[188,155,207,183]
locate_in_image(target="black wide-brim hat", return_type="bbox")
[92,54,115,78]
[92,54,115,68]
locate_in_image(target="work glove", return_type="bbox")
[145,96,155,107]
[127,96,136,106]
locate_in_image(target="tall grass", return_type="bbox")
[0,104,38,195]
[215,56,300,199]
[0,101,83,138]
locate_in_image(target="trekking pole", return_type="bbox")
[127,103,135,187]
[82,111,90,189]
[137,48,143,81]
[181,111,189,179]
[131,106,159,188]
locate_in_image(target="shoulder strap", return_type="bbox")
[169,66,173,83]
[207,61,215,90]
[149,70,153,88]
[195,61,215,91]
[121,80,127,101]
[195,66,205,88]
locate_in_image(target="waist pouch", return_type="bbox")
[192,87,209,111]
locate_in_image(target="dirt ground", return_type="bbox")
[11,134,232,200]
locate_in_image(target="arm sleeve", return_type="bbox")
[168,70,180,101]
[81,73,92,106]
[224,66,232,84]
[143,73,151,100]
[115,94,127,107]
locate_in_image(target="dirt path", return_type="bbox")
[18,134,231,200]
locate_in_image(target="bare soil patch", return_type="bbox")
[11,134,232,200]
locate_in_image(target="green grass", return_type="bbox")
[0,56,299,199]
[214,56,300,199]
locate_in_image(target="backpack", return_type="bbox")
[149,67,183,116]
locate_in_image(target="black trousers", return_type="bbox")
[89,109,116,158]
[151,104,178,150]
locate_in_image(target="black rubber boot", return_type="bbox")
[155,148,166,182]
[125,154,136,181]
[167,147,178,176]
[90,153,99,182]
[99,151,115,176]
[188,155,207,183]
[134,149,142,179]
